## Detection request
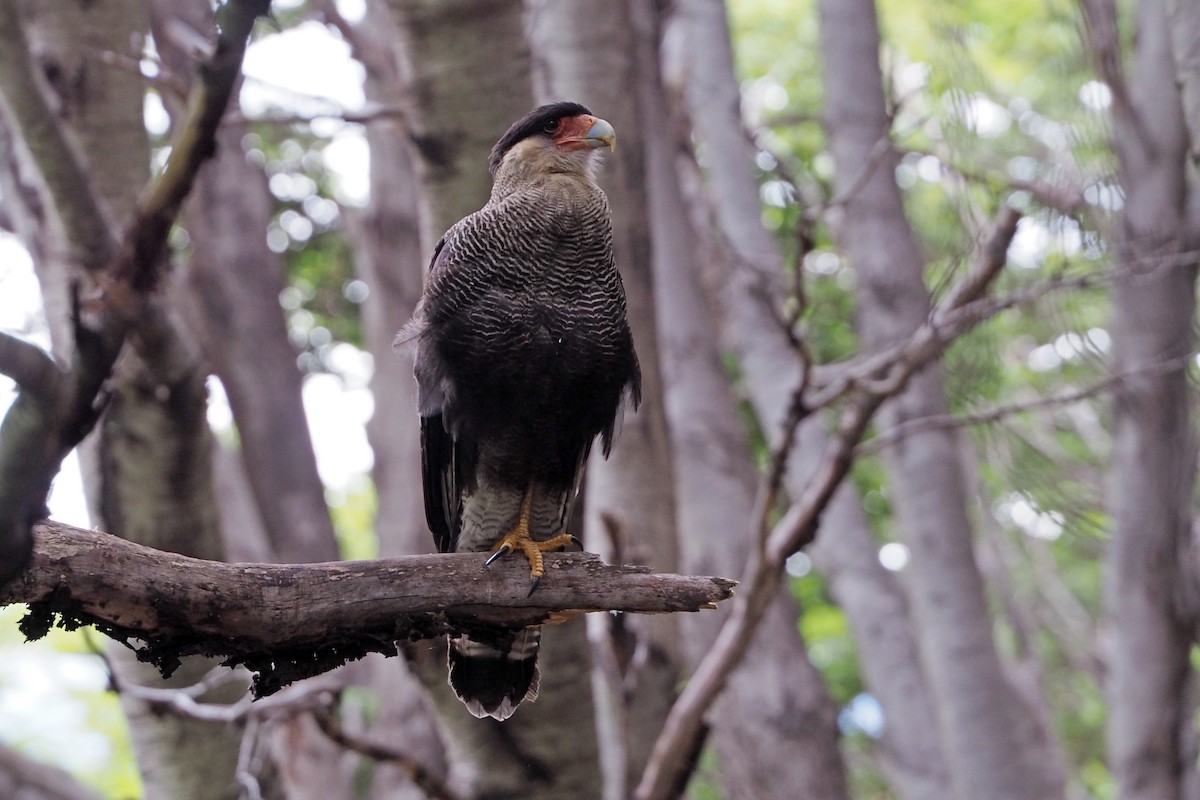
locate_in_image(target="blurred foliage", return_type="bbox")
[329,474,380,561]
[731,0,1119,794]
[0,607,141,798]
[243,126,367,373]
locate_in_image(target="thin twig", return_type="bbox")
[224,104,410,129]
[236,716,265,800]
[858,348,1200,455]
[312,704,462,800]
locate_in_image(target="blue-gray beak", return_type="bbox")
[585,117,616,151]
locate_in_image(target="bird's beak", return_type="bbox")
[584,117,616,151]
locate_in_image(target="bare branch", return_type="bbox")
[806,206,1024,411]
[0,332,61,402]
[0,0,270,585]
[633,204,1022,800]
[312,704,462,800]
[3,522,735,698]
[224,104,411,129]
[108,0,271,299]
[859,347,1200,455]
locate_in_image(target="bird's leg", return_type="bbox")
[485,486,577,595]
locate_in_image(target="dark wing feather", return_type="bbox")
[420,413,457,553]
[415,237,468,554]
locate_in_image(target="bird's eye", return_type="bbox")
[543,119,561,134]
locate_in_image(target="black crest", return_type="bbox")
[488,101,593,174]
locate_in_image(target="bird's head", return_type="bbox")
[488,102,616,182]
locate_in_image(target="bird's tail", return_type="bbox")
[447,627,541,721]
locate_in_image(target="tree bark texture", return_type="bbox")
[673,1,951,797]
[386,0,535,245]
[14,0,146,351]
[1100,1,1200,797]
[817,1,1066,798]
[5,523,732,647]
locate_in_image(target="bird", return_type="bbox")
[396,102,641,720]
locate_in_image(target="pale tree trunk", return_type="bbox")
[1093,0,1200,796]
[638,2,851,798]
[387,0,536,242]
[386,2,602,796]
[524,1,680,794]
[145,2,357,797]
[182,115,341,563]
[672,1,952,797]
[149,0,339,566]
[328,0,454,795]
[16,0,143,350]
[10,4,253,797]
[817,1,1065,798]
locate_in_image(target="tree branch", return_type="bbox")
[312,704,462,800]
[2,522,735,698]
[633,204,1022,800]
[0,333,61,402]
[0,0,270,584]
[857,347,1200,455]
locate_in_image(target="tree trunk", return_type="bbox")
[1100,1,1200,797]
[672,1,952,797]
[817,1,1065,798]
[182,123,340,565]
[148,0,339,566]
[387,0,535,243]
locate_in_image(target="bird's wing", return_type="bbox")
[420,412,459,553]
[412,188,620,551]
[413,198,541,553]
[412,237,464,553]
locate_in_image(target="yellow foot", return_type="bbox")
[484,488,578,595]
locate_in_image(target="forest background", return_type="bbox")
[0,0,1190,799]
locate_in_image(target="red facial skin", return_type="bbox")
[550,114,602,150]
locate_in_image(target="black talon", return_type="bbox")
[527,576,541,597]
[567,535,584,551]
[485,545,511,567]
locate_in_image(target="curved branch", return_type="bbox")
[0,332,61,402]
[2,522,736,698]
[0,0,270,585]
[633,205,1022,800]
